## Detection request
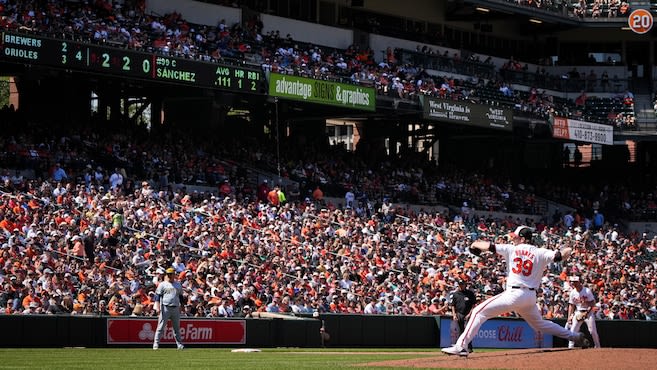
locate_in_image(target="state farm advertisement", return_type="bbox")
[107,318,246,345]
[439,317,553,348]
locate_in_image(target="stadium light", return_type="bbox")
[529,18,543,24]
[475,7,490,13]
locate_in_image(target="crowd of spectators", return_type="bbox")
[0,0,638,129]
[507,0,631,19]
[0,0,261,64]
[1,168,656,320]
[1,103,657,320]
[0,0,648,218]
[2,93,651,220]
[0,1,654,322]
[0,108,542,216]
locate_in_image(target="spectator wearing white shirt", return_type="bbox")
[217,298,234,317]
[363,297,376,314]
[345,190,355,208]
[52,184,67,198]
[261,58,272,72]
[109,168,123,191]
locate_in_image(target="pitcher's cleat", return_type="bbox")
[441,345,469,357]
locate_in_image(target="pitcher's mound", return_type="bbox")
[360,348,657,369]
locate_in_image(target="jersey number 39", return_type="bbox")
[512,258,534,276]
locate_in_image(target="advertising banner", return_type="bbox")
[106,318,246,345]
[439,317,553,349]
[268,73,376,111]
[422,97,513,131]
[552,116,613,145]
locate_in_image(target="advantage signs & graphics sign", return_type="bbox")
[268,73,376,111]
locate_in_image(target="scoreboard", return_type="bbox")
[1,32,263,93]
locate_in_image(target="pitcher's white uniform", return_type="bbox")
[453,241,582,351]
[567,280,601,348]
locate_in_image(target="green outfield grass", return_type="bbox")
[0,348,446,370]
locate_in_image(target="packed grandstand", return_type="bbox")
[0,0,656,324]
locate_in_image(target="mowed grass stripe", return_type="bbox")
[0,348,439,370]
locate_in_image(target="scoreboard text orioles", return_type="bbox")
[1,31,263,93]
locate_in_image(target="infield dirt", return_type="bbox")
[359,348,657,369]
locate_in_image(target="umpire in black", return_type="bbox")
[449,279,477,352]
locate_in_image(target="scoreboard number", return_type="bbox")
[61,42,67,64]
[1,32,264,94]
[142,59,151,73]
[628,9,653,34]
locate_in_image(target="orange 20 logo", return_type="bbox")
[628,9,653,34]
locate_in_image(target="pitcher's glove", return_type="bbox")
[469,246,482,256]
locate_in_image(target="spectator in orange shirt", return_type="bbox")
[312,186,324,203]
[22,288,41,309]
[71,235,86,260]
[267,186,280,206]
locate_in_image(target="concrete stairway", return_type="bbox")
[634,94,657,132]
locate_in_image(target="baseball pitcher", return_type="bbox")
[442,226,590,356]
